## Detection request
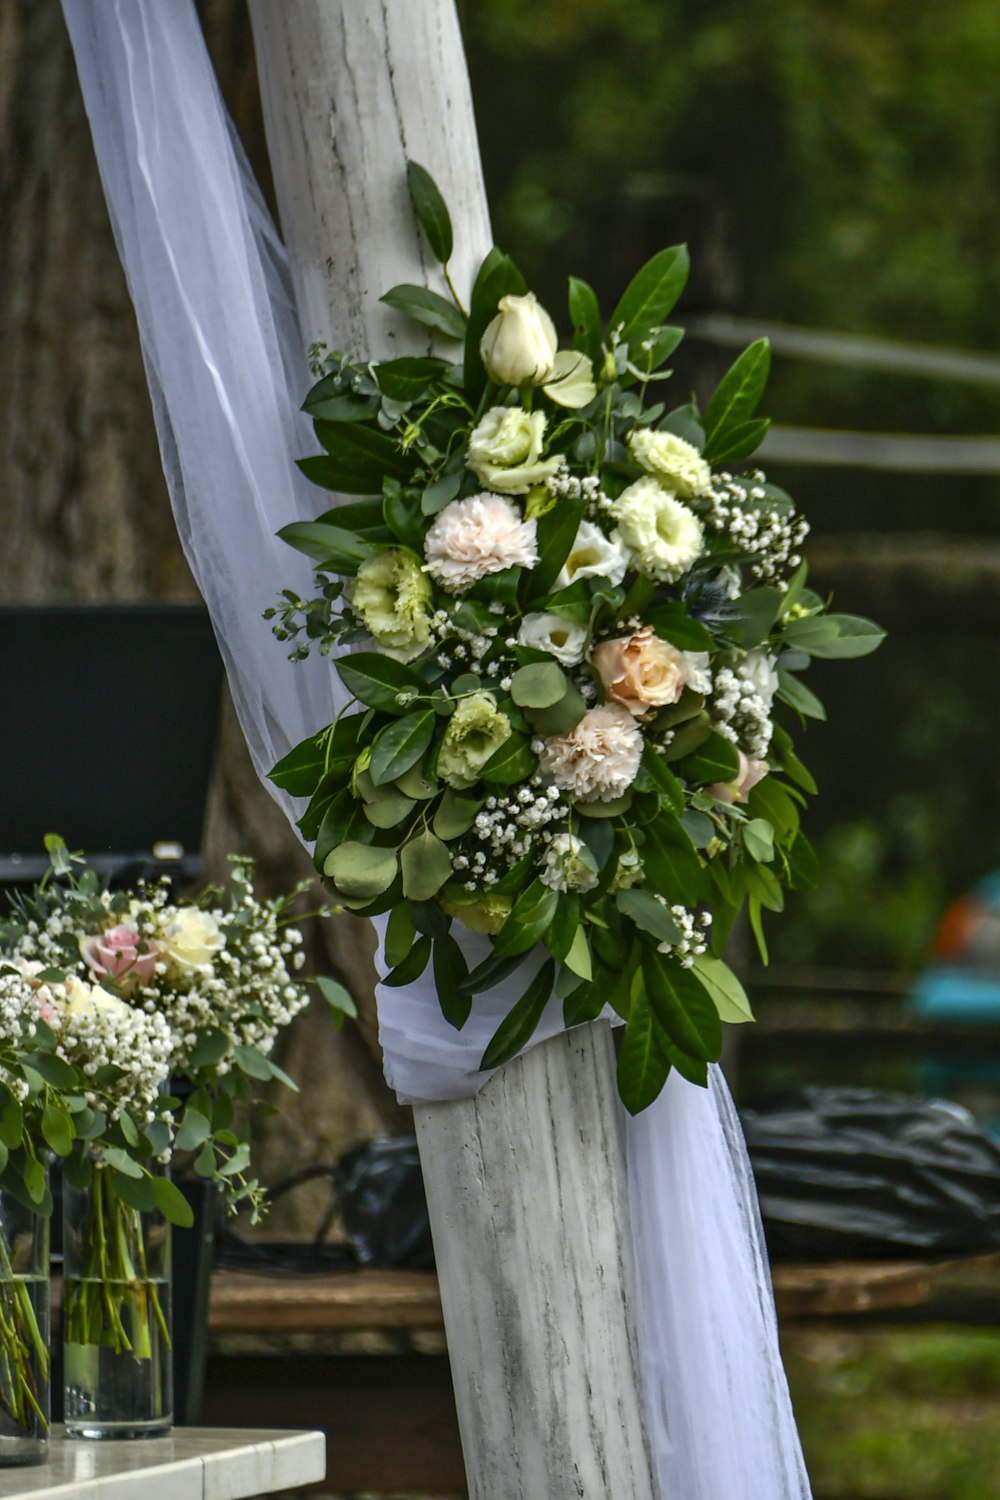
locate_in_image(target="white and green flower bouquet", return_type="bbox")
[0,838,346,1376]
[269,162,884,1115]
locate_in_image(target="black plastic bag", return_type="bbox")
[742,1087,1000,1260]
[338,1137,434,1269]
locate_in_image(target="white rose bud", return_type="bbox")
[480,292,558,386]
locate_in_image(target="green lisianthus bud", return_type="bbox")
[349,548,432,662]
[437,691,512,789]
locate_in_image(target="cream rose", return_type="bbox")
[158,908,224,973]
[62,975,131,1020]
[554,519,631,591]
[592,626,688,716]
[466,407,561,494]
[518,611,589,667]
[480,292,558,386]
[628,427,712,498]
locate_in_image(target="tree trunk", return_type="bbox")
[247,4,658,1494]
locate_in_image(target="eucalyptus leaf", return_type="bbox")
[401,831,452,901]
[324,842,398,900]
[510,661,568,709]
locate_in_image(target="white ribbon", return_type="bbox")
[61,3,811,1494]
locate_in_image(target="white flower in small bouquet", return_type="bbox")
[267,162,885,1114]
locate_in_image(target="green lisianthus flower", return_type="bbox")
[438,885,513,935]
[350,548,432,661]
[437,691,512,789]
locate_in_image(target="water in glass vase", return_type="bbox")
[0,1274,50,1465]
[63,1277,172,1439]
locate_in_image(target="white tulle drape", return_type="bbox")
[61,3,811,1495]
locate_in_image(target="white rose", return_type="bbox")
[518,611,589,666]
[467,407,561,495]
[628,428,712,498]
[159,908,224,972]
[611,477,704,583]
[480,292,558,386]
[554,519,631,591]
[741,648,779,710]
[543,350,597,409]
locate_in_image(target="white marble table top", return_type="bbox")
[0,1427,325,1500]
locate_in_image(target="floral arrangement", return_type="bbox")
[0,838,348,1380]
[268,162,883,1114]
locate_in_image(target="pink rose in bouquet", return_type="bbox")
[79,922,159,991]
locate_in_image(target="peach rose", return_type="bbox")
[592,626,688,717]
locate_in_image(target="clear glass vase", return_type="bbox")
[0,1173,50,1465]
[62,1160,172,1439]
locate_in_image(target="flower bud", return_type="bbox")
[480,293,557,386]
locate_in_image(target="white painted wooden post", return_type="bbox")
[248,5,659,1495]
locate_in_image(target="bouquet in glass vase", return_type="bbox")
[0,839,339,1437]
[268,162,884,1113]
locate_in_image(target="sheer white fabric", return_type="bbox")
[62,3,811,1495]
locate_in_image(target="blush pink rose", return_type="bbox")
[591,626,688,717]
[79,923,159,991]
[709,750,770,804]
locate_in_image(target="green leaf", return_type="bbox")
[401,831,453,901]
[480,960,555,1070]
[747,777,800,841]
[194,1142,217,1178]
[743,818,775,863]
[313,418,414,490]
[102,1145,143,1180]
[175,1106,212,1153]
[385,902,416,968]
[324,842,399,900]
[433,935,471,1028]
[41,1098,73,1157]
[524,682,587,738]
[151,1176,196,1229]
[641,816,709,903]
[382,933,433,987]
[724,587,783,648]
[609,246,689,348]
[679,731,742,786]
[661,402,705,449]
[276,520,375,573]
[406,160,454,264]
[433,791,483,840]
[644,602,714,651]
[510,661,568,709]
[189,1026,230,1069]
[563,926,592,981]
[63,1149,93,1191]
[303,392,380,424]
[643,950,723,1062]
[702,339,771,455]
[783,615,842,652]
[640,744,684,813]
[20,1051,77,1089]
[314,790,373,871]
[316,975,358,1019]
[374,356,447,403]
[234,1044,273,1081]
[543,894,581,963]
[269,719,362,796]
[748,894,769,964]
[363,785,416,828]
[661,711,713,762]
[568,276,601,365]
[617,988,671,1115]
[805,614,886,659]
[370,709,435,786]
[335,653,425,712]
[110,1170,157,1212]
[777,669,827,721]
[492,881,560,960]
[787,830,820,890]
[706,417,770,464]
[616,889,681,946]
[479,733,536,784]
[691,954,755,1024]
[380,284,467,341]
[395,759,438,800]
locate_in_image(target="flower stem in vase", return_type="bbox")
[0,1190,50,1465]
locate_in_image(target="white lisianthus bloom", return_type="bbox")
[683,650,713,696]
[424,494,539,593]
[466,407,562,494]
[741,647,780,710]
[538,703,643,802]
[628,427,712,498]
[540,833,600,893]
[518,611,589,666]
[542,350,597,409]
[159,908,224,973]
[480,292,558,386]
[612,477,704,583]
[554,519,631,591]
